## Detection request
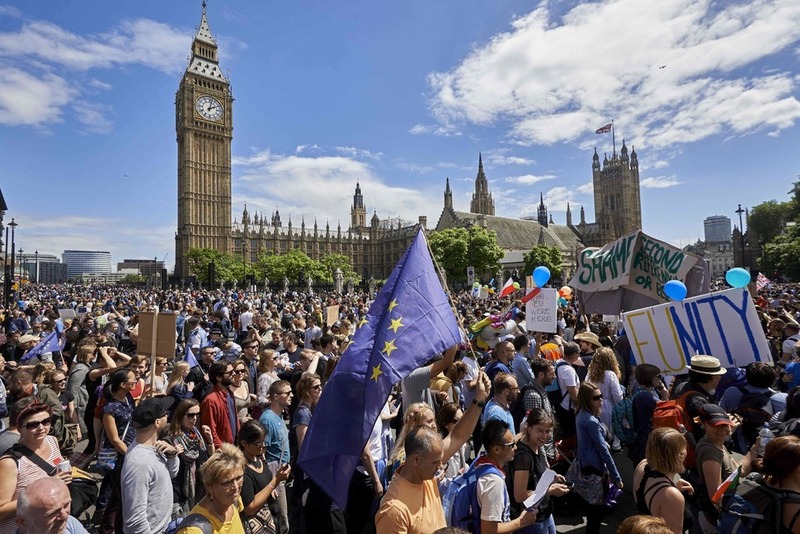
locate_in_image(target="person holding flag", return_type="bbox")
[298,229,488,532]
[18,332,62,365]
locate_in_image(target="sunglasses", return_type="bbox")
[310,384,321,390]
[497,441,517,449]
[24,418,52,430]
[186,412,200,418]
[234,369,247,374]
[592,394,603,400]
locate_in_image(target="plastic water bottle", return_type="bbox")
[757,423,775,457]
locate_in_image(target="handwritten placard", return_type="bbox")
[621,288,771,374]
[525,288,557,334]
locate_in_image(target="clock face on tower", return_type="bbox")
[195,95,223,121]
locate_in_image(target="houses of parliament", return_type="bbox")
[174,5,643,282]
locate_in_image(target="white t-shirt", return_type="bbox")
[477,471,510,522]
[557,360,579,411]
[783,335,800,359]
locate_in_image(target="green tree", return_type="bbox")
[749,200,791,244]
[320,252,359,283]
[185,247,236,285]
[254,249,328,283]
[120,274,145,284]
[429,226,503,283]
[523,244,563,281]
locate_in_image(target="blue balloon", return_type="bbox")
[533,266,551,287]
[726,268,751,288]
[663,280,687,301]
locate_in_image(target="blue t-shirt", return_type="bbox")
[785,361,800,391]
[481,399,516,433]
[259,409,290,464]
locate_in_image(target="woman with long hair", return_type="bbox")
[0,401,71,533]
[237,420,291,533]
[97,367,137,533]
[436,402,470,484]
[256,350,280,409]
[230,359,255,422]
[586,347,624,451]
[143,356,168,397]
[632,427,694,534]
[166,361,194,405]
[168,399,215,517]
[510,408,570,534]
[574,382,623,534]
[389,402,436,467]
[177,443,247,533]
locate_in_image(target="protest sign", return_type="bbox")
[138,311,177,359]
[569,231,708,314]
[621,288,771,374]
[58,309,76,320]
[524,288,557,333]
[326,305,340,326]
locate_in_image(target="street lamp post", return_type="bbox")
[8,219,17,307]
[735,204,745,268]
[34,250,38,284]
[18,248,23,282]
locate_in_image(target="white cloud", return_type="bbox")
[641,175,682,188]
[408,123,461,136]
[0,67,74,126]
[485,149,536,166]
[577,181,593,194]
[504,174,556,185]
[335,146,384,161]
[396,161,434,174]
[425,0,800,150]
[87,78,112,91]
[233,149,442,226]
[72,100,113,134]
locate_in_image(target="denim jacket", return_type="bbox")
[576,409,621,483]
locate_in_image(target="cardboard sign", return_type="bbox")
[570,231,697,302]
[524,288,558,334]
[621,288,771,374]
[138,311,178,359]
[58,309,77,319]
[326,305,340,326]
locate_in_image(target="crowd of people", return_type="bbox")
[0,281,797,534]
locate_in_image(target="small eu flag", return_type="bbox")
[298,229,462,508]
[20,331,62,363]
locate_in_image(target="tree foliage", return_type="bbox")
[319,253,360,283]
[186,248,238,285]
[429,226,503,283]
[523,244,563,281]
[749,179,800,281]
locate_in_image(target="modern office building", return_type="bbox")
[117,259,165,277]
[704,215,732,243]
[62,250,112,279]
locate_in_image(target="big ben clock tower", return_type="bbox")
[175,1,233,279]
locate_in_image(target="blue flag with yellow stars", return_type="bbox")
[298,229,461,508]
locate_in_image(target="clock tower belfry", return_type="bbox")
[175,2,233,279]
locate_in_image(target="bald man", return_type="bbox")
[16,476,88,534]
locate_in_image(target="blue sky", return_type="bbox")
[1,0,799,270]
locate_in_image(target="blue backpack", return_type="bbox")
[718,473,800,534]
[611,389,645,446]
[442,458,506,532]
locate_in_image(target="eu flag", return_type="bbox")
[20,331,63,363]
[298,229,461,508]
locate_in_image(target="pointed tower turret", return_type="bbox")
[444,177,453,210]
[470,153,495,215]
[620,140,629,164]
[273,209,281,227]
[566,202,573,226]
[537,227,546,245]
[630,145,638,170]
[580,206,586,225]
[242,203,250,227]
[592,148,601,171]
[350,181,366,230]
[537,192,548,228]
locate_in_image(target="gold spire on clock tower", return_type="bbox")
[175,1,234,279]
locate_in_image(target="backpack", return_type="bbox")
[442,459,506,532]
[652,390,697,467]
[546,361,570,409]
[718,473,800,534]
[732,387,775,454]
[611,389,645,446]
[769,417,800,438]
[165,512,213,534]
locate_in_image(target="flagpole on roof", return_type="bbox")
[612,119,616,157]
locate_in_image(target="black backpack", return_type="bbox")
[546,361,570,408]
[510,384,538,431]
[733,387,774,453]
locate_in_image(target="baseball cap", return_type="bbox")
[131,397,174,428]
[697,404,734,427]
